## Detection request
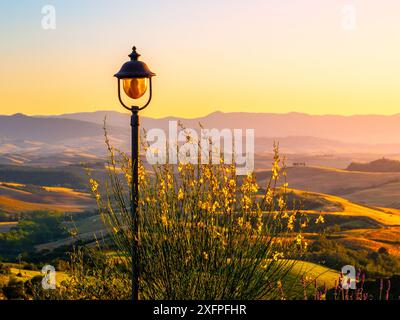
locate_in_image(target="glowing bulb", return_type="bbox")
[123,78,148,99]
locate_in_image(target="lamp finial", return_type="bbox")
[129,46,141,61]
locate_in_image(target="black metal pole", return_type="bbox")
[131,108,139,301]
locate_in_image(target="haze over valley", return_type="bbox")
[2,111,400,168]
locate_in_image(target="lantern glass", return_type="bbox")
[123,78,148,99]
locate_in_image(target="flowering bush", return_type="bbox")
[86,129,313,300]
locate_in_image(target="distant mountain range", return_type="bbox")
[0,113,128,165]
[44,110,400,154]
[1,111,400,166]
[48,110,400,145]
[0,113,126,143]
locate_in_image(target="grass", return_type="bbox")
[9,268,69,284]
[0,264,69,289]
[291,261,339,288]
[281,261,339,299]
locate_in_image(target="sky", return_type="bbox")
[1,0,400,118]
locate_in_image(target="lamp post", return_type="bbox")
[114,46,156,300]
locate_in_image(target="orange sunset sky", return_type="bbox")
[1,0,400,118]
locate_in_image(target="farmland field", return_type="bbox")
[0,181,95,214]
[0,222,17,233]
[1,159,400,300]
[257,166,400,208]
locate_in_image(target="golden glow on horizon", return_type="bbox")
[3,1,400,118]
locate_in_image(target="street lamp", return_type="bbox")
[114,46,156,301]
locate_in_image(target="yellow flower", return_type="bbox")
[257,218,263,233]
[69,230,78,237]
[178,188,184,200]
[278,197,285,210]
[272,161,280,180]
[211,201,219,213]
[89,179,99,192]
[252,184,259,193]
[197,221,205,228]
[265,189,273,204]
[242,195,251,210]
[316,215,325,224]
[125,173,132,184]
[202,252,209,260]
[287,215,295,231]
[161,214,168,226]
[273,252,284,261]
[295,234,304,245]
[260,259,268,269]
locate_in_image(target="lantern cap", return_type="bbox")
[114,46,156,79]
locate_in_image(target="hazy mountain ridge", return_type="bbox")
[47,110,400,154]
[49,110,400,144]
[0,113,126,143]
[0,113,129,164]
[1,111,400,166]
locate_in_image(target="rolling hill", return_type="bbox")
[286,188,400,258]
[347,158,400,172]
[289,188,400,226]
[0,182,95,214]
[0,222,17,233]
[256,166,400,208]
